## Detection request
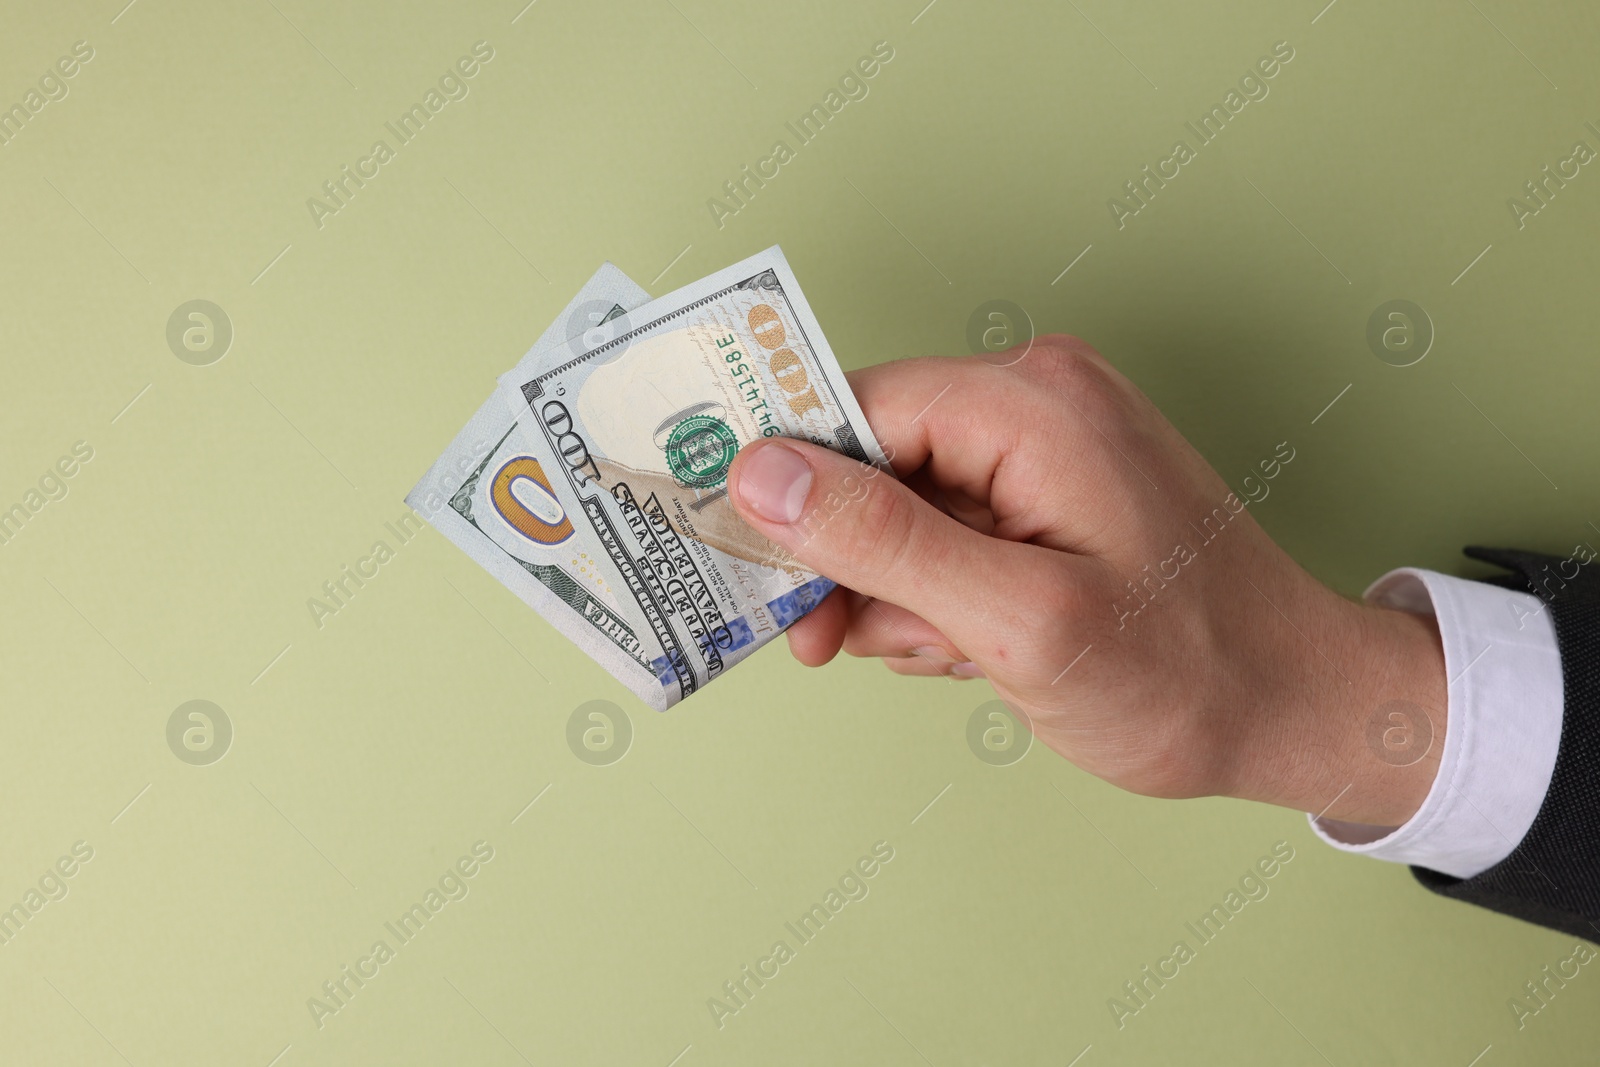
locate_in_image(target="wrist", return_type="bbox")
[1223,586,1448,827]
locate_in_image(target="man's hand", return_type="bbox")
[727,336,1447,828]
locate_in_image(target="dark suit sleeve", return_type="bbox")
[1409,547,1600,939]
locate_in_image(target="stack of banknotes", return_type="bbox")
[407,247,888,710]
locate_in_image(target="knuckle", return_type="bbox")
[1016,337,1139,447]
[1030,336,1112,398]
[1036,333,1101,360]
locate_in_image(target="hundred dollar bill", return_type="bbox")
[406,264,668,697]
[498,246,889,710]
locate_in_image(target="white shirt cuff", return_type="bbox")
[1306,568,1564,880]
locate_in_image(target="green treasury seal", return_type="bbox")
[664,414,740,489]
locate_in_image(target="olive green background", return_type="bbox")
[3,0,1599,1063]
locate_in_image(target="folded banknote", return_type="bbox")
[410,247,886,709]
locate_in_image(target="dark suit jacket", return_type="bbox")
[1412,548,1600,940]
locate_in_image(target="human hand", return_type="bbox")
[726,337,1447,828]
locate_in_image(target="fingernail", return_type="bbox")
[735,442,812,524]
[950,661,985,679]
[912,645,955,663]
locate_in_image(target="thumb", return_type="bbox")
[727,437,1042,656]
